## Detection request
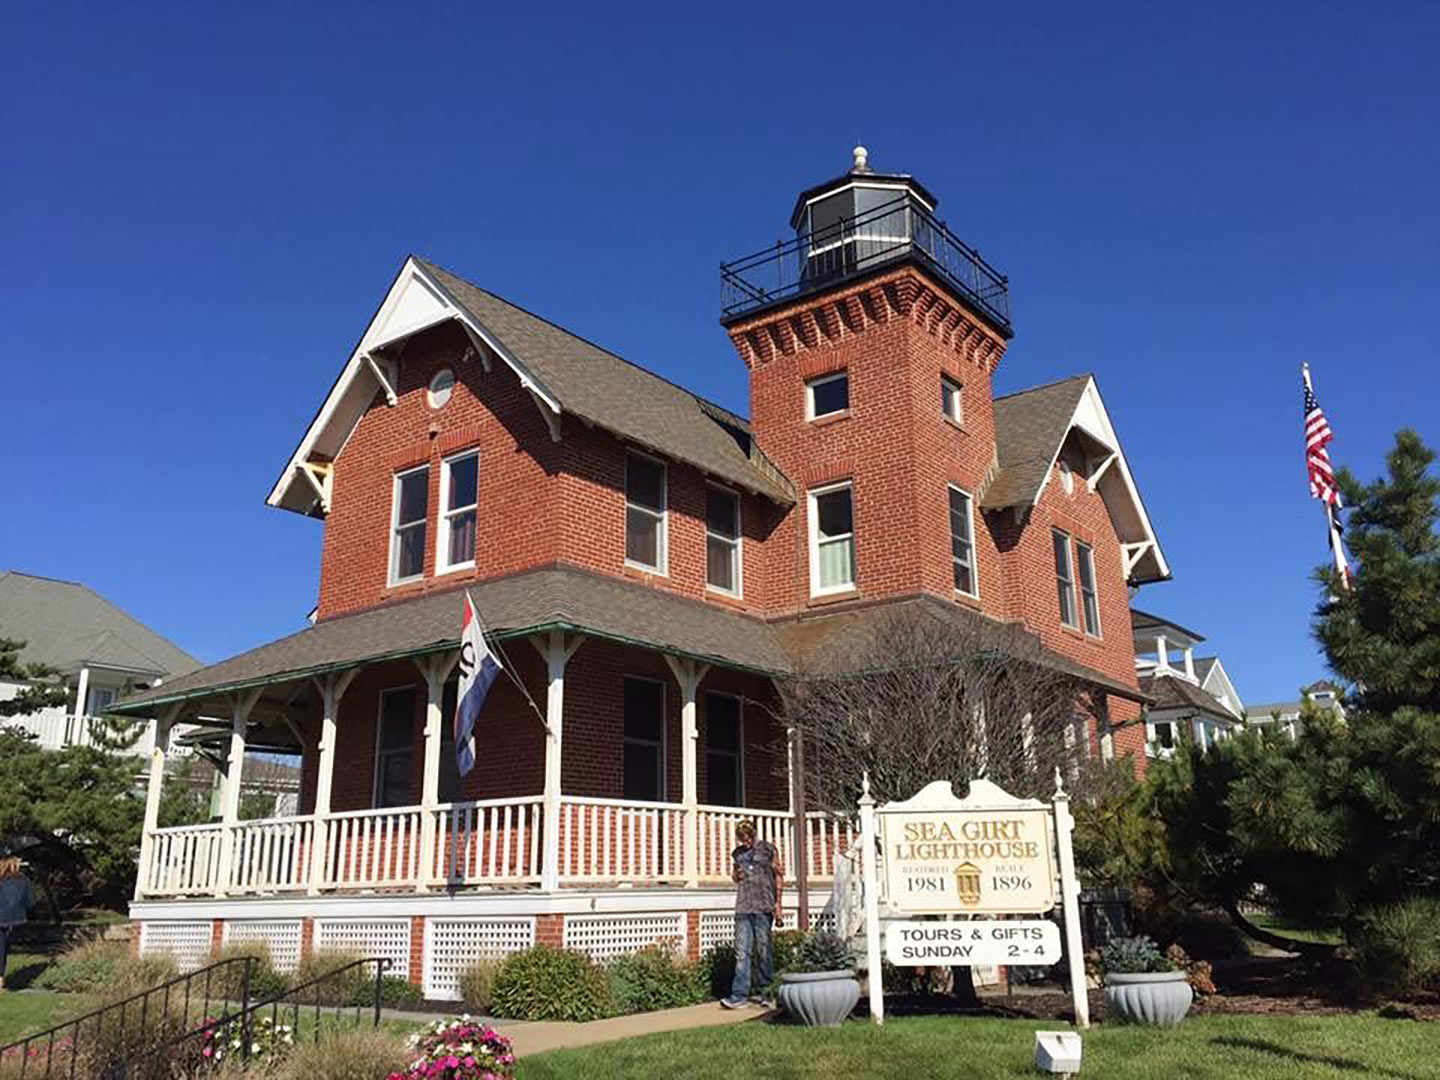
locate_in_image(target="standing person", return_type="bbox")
[0,858,33,990]
[720,821,784,1008]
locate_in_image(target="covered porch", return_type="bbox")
[114,569,855,903]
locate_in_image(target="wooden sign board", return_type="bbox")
[885,918,1061,966]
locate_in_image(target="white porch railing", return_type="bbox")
[138,798,854,898]
[143,822,225,896]
[431,797,544,885]
[229,815,314,893]
[321,807,423,889]
[556,796,687,884]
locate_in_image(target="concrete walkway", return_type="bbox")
[492,1001,776,1058]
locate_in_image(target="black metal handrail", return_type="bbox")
[719,194,1012,334]
[115,956,392,1078]
[0,955,258,1080]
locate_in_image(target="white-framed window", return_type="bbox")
[1150,719,1176,750]
[86,686,117,716]
[1053,529,1078,628]
[437,450,478,573]
[941,375,964,425]
[704,691,743,807]
[1076,541,1101,636]
[624,451,667,573]
[705,485,742,596]
[389,465,429,585]
[808,482,856,596]
[373,686,416,808]
[622,677,666,801]
[948,486,977,598]
[805,371,849,420]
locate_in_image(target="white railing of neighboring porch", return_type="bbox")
[138,797,856,898]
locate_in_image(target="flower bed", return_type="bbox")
[387,1016,516,1080]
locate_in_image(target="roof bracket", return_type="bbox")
[461,327,493,373]
[527,387,562,442]
[363,352,398,406]
[1122,541,1152,578]
[1086,452,1118,492]
[295,462,332,514]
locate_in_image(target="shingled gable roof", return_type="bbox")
[267,257,792,517]
[1138,671,1239,723]
[982,374,1170,584]
[0,571,199,677]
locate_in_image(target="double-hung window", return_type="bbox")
[374,687,416,808]
[622,677,665,801]
[1053,529,1078,628]
[1076,541,1101,636]
[948,486,977,597]
[806,372,849,420]
[625,451,667,573]
[705,486,742,595]
[438,450,478,572]
[704,692,743,807]
[809,482,855,595]
[390,466,429,584]
[941,376,964,425]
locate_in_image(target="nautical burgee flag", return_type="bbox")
[455,591,502,776]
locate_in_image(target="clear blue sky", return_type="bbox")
[3,2,1435,702]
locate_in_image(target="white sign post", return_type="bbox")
[859,771,1090,1029]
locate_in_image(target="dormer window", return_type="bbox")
[806,372,849,420]
[438,450,478,572]
[941,376,963,425]
[390,465,429,585]
[625,451,667,573]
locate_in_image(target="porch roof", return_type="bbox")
[1137,672,1237,723]
[108,565,790,717]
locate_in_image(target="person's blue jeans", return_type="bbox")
[730,912,774,1000]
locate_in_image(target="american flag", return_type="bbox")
[1303,365,1351,588]
[1304,373,1340,507]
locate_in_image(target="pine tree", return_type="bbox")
[0,637,71,718]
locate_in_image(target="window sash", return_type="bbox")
[705,487,741,594]
[948,487,976,596]
[806,372,849,419]
[391,467,429,583]
[1054,530,1077,627]
[625,453,667,571]
[439,453,478,570]
[704,692,743,806]
[941,377,963,424]
[623,678,665,801]
[1076,542,1100,635]
[811,486,855,593]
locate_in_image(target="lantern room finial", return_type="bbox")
[852,144,870,172]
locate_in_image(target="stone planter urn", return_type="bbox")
[777,970,861,1027]
[1104,971,1193,1026]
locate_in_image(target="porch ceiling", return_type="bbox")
[107,565,790,717]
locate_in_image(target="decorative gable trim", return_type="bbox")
[267,258,563,517]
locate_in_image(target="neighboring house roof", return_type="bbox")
[982,375,1168,584]
[1192,656,1218,684]
[1139,672,1238,723]
[1130,608,1207,645]
[268,256,793,517]
[1245,702,1302,720]
[110,574,1148,716]
[0,571,199,678]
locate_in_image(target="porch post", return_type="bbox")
[214,688,263,897]
[134,703,183,901]
[664,656,709,888]
[72,666,91,745]
[415,652,459,893]
[309,669,358,895]
[532,631,584,892]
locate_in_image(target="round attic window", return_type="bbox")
[427,368,455,409]
[1058,459,1074,495]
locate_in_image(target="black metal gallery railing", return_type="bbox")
[0,956,391,1079]
[719,194,1012,334]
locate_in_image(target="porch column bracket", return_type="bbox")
[414,651,460,894]
[134,703,185,901]
[529,631,585,891]
[664,656,710,888]
[363,352,398,406]
[308,668,359,894]
[214,688,263,898]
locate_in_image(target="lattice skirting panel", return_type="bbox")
[313,918,412,981]
[562,912,687,961]
[139,921,213,972]
[221,919,303,972]
[422,917,537,1001]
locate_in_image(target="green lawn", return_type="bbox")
[0,990,97,1045]
[520,1013,1440,1080]
[1250,913,1345,946]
